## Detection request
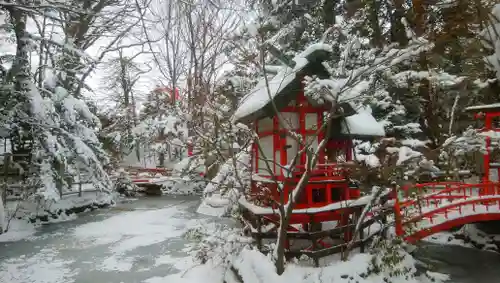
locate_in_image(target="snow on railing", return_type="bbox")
[393,181,500,241]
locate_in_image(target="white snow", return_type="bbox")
[0,218,37,242]
[297,43,333,58]
[12,189,114,220]
[402,139,429,148]
[465,103,500,111]
[143,264,226,283]
[239,195,372,215]
[0,248,77,283]
[423,231,473,247]
[341,112,385,137]
[197,195,232,217]
[232,56,309,122]
[356,154,381,168]
[0,199,227,283]
[197,152,250,216]
[423,224,495,250]
[397,146,422,165]
[410,195,500,232]
[478,130,500,139]
[231,247,448,283]
[72,205,197,252]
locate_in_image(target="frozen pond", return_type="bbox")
[0,196,224,283]
[414,242,500,283]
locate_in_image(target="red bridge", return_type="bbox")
[393,182,500,242]
[394,102,500,242]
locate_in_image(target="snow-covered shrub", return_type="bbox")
[160,176,207,195]
[366,237,415,280]
[113,170,139,196]
[197,151,251,217]
[184,223,253,266]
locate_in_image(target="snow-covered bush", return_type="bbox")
[366,237,415,280]
[160,176,207,196]
[197,151,251,217]
[113,170,139,196]
[184,223,253,266]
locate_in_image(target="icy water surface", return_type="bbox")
[0,195,225,283]
[414,242,500,283]
[1,195,500,283]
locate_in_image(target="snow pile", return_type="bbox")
[231,241,448,283]
[342,111,385,137]
[0,218,37,242]
[197,151,251,217]
[426,224,500,251]
[184,223,253,267]
[173,156,206,175]
[8,189,115,223]
[159,176,206,196]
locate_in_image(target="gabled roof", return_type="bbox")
[232,43,332,124]
[232,44,386,139]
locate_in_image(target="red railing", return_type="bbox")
[393,182,500,241]
[250,163,353,209]
[120,167,173,184]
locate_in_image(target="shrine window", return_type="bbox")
[258,117,274,133]
[280,112,299,130]
[312,188,326,203]
[331,187,343,201]
[305,113,318,130]
[256,135,275,175]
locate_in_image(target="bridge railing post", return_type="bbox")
[393,185,404,237]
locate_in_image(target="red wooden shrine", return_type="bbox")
[234,46,385,250]
[250,90,360,213]
[245,89,385,229]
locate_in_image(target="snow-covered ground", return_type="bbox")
[423,224,500,252]
[2,189,115,226]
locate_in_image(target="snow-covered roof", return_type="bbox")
[341,112,385,137]
[232,57,309,123]
[232,43,333,123]
[465,103,500,112]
